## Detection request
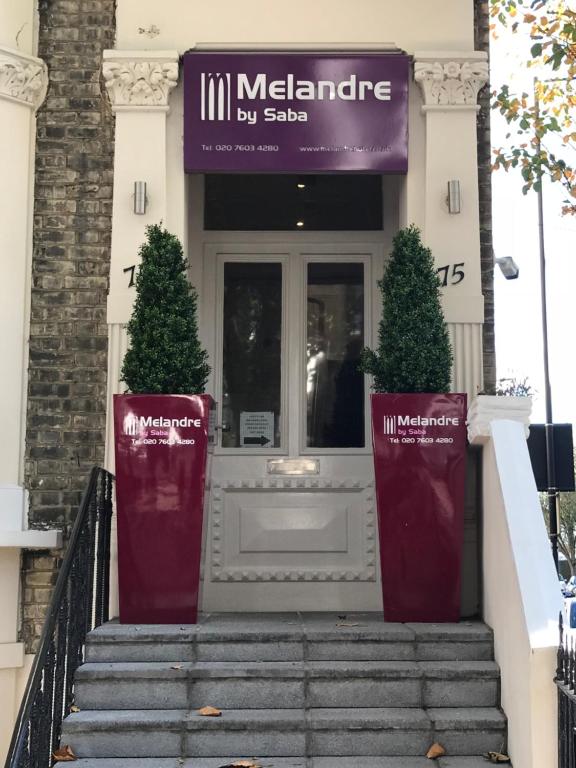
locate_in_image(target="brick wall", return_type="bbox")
[474,0,496,392]
[22,0,116,651]
[20,550,62,653]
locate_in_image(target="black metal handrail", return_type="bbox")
[5,466,114,768]
[557,611,576,768]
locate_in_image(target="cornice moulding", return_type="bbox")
[102,50,179,110]
[413,50,489,110]
[0,45,48,110]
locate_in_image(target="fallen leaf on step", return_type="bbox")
[483,752,511,764]
[52,745,76,762]
[232,761,261,768]
[197,705,222,717]
[216,761,261,768]
[70,705,80,713]
[336,622,359,627]
[426,742,446,759]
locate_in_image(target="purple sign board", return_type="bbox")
[183,53,409,173]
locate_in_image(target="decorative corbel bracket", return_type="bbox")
[0,45,48,111]
[414,51,489,113]
[102,50,179,112]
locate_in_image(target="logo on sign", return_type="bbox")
[383,416,398,435]
[201,73,232,121]
[124,414,138,436]
[123,415,203,435]
[382,414,460,435]
[198,72,392,124]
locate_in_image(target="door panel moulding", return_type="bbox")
[210,479,376,583]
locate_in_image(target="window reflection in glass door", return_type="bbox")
[306,262,365,448]
[222,262,282,448]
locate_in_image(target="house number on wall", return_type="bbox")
[124,265,137,288]
[126,263,465,289]
[436,263,465,287]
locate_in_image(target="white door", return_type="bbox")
[201,242,383,612]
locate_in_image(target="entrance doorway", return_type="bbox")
[191,174,396,612]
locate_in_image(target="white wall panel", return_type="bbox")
[117,1,474,53]
[449,321,483,399]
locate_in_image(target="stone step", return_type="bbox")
[71,758,499,768]
[61,707,506,759]
[84,616,493,664]
[75,660,500,710]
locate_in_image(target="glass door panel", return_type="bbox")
[306,262,365,448]
[222,262,282,448]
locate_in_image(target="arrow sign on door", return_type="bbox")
[240,411,275,448]
[243,435,271,446]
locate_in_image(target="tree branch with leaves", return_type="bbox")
[490,0,576,214]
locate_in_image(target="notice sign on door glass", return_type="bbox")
[240,412,274,448]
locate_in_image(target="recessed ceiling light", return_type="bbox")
[296,221,304,227]
[297,183,306,189]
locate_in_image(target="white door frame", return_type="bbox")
[199,240,385,612]
[203,243,379,457]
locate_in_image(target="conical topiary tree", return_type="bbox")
[121,224,210,394]
[360,225,452,393]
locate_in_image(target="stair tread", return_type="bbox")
[429,707,507,728]
[76,659,499,679]
[72,761,308,768]
[86,616,492,645]
[404,624,493,642]
[70,757,505,767]
[63,707,506,731]
[418,661,499,677]
[308,707,504,729]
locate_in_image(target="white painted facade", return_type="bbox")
[0,1,564,766]
[102,2,488,613]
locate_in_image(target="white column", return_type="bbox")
[408,52,489,399]
[0,45,61,764]
[0,46,47,514]
[102,51,180,617]
[102,49,180,458]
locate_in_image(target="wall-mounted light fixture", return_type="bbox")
[133,181,147,215]
[447,180,461,214]
[495,255,520,280]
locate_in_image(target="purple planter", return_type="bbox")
[113,394,214,623]
[371,393,467,622]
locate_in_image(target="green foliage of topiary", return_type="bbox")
[360,225,453,393]
[121,224,210,394]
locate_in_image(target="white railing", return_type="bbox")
[469,397,563,768]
